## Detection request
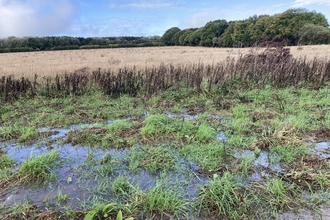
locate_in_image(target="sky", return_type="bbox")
[0,0,330,38]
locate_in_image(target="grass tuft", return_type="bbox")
[18,151,60,182]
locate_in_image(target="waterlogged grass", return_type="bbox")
[194,172,248,218]
[111,176,136,196]
[2,82,330,219]
[131,179,189,218]
[141,113,216,143]
[0,149,14,178]
[180,142,229,171]
[128,145,175,173]
[18,151,60,182]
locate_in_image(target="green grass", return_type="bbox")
[0,150,14,178]
[111,176,136,196]
[257,178,303,217]
[180,142,228,171]
[141,113,216,143]
[194,172,248,219]
[18,151,60,182]
[269,143,309,164]
[107,120,134,133]
[3,80,330,219]
[127,145,175,173]
[131,179,189,218]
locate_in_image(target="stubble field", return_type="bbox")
[1,45,330,77]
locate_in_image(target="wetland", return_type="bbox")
[1,46,330,219]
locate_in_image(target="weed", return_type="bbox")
[131,179,189,218]
[97,165,114,177]
[111,176,135,196]
[84,202,133,220]
[194,172,248,219]
[107,120,133,133]
[57,188,69,203]
[128,146,175,173]
[17,126,37,143]
[18,151,60,182]
[258,178,302,216]
[180,142,228,171]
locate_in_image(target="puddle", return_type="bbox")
[234,150,284,173]
[166,111,222,122]
[312,142,330,159]
[166,111,198,120]
[216,132,227,141]
[0,119,209,209]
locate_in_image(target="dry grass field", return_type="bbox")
[0,45,329,78]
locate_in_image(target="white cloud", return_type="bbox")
[68,16,164,37]
[0,0,76,38]
[184,8,231,28]
[109,0,182,10]
[292,0,330,7]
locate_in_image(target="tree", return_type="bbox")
[248,15,271,45]
[219,21,236,47]
[298,24,330,45]
[265,8,329,44]
[161,27,181,45]
[184,28,203,46]
[200,19,228,46]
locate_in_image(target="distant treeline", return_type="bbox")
[1,8,330,53]
[0,36,164,53]
[161,8,330,47]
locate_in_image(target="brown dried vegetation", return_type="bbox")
[1,46,330,102]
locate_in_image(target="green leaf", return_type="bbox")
[116,210,123,220]
[93,204,105,212]
[103,202,117,215]
[84,210,97,220]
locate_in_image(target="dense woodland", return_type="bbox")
[161,8,330,47]
[0,35,162,52]
[0,8,329,53]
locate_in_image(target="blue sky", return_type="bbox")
[0,0,329,38]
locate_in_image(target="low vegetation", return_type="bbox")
[1,46,330,219]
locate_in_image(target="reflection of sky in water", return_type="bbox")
[313,142,330,158]
[3,117,327,210]
[1,120,209,209]
[234,150,284,172]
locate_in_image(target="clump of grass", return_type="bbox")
[57,188,69,203]
[111,176,135,196]
[255,178,302,217]
[18,151,60,182]
[0,150,14,178]
[0,125,23,141]
[195,122,216,142]
[107,120,133,133]
[128,146,175,173]
[194,172,249,219]
[17,126,38,143]
[0,149,14,169]
[270,143,308,165]
[97,165,114,177]
[141,114,215,143]
[131,179,189,218]
[180,142,228,171]
[67,127,107,146]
